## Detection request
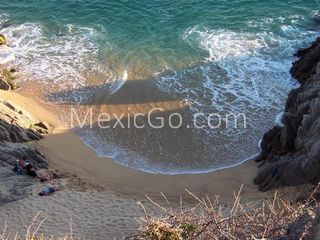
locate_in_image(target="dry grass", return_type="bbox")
[0,212,72,240]
[1,186,320,240]
[126,185,320,240]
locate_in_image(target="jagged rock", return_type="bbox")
[0,96,49,154]
[0,69,16,90]
[34,121,50,130]
[291,37,320,83]
[255,39,320,191]
[0,78,11,90]
[0,95,48,204]
[0,97,45,141]
[0,141,47,168]
[0,120,42,142]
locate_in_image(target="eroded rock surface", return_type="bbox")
[0,95,48,203]
[0,69,16,90]
[255,38,320,192]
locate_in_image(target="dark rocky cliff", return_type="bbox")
[0,95,49,203]
[255,38,320,192]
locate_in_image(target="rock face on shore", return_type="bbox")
[0,69,17,90]
[0,95,48,204]
[255,38,320,192]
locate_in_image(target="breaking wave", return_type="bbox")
[0,20,126,103]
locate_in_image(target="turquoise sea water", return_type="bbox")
[0,1,320,173]
[1,1,320,77]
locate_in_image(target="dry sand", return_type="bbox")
[0,190,145,239]
[0,90,267,239]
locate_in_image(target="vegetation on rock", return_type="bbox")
[0,34,6,45]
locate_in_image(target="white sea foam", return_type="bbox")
[158,25,317,122]
[0,12,9,25]
[153,24,318,172]
[0,46,14,64]
[1,11,318,173]
[275,112,285,127]
[158,29,297,119]
[108,70,128,94]
[184,28,266,62]
[248,15,306,29]
[0,21,124,103]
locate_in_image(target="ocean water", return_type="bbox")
[0,0,319,173]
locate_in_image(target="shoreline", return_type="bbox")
[0,90,265,203]
[1,36,319,240]
[1,6,319,238]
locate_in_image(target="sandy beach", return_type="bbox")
[0,90,266,239]
[0,90,265,200]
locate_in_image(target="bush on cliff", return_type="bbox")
[126,188,320,240]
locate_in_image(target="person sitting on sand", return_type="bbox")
[19,157,26,167]
[12,157,27,175]
[13,157,39,177]
[12,160,22,175]
[39,185,64,196]
[24,162,38,177]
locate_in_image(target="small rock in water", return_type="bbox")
[0,34,7,45]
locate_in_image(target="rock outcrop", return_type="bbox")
[0,69,16,90]
[255,38,320,192]
[0,34,17,90]
[0,33,50,203]
[0,95,49,204]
